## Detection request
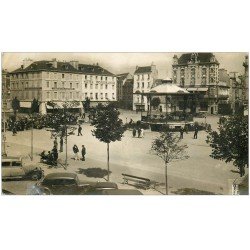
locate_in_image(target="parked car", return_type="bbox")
[35,172,118,195]
[2,156,44,181]
[86,189,143,195]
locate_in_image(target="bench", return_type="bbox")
[122,173,154,190]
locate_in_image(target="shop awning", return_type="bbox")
[46,102,82,109]
[187,87,208,92]
[20,102,31,108]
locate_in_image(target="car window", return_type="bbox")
[12,161,22,167]
[2,162,11,167]
[62,179,77,185]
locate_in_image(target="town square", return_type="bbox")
[1,52,249,195]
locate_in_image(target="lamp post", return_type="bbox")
[30,116,34,161]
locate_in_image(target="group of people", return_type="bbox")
[179,126,199,139]
[73,144,86,161]
[132,127,144,138]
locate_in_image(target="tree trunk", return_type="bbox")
[165,162,168,195]
[107,143,110,181]
[239,164,245,177]
[31,120,33,161]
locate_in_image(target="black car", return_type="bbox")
[35,172,118,195]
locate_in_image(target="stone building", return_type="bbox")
[116,73,133,108]
[9,59,117,114]
[172,53,229,114]
[243,55,249,105]
[2,69,11,111]
[133,63,158,111]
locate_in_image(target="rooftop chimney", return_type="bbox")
[69,61,79,69]
[51,58,57,68]
[23,58,33,69]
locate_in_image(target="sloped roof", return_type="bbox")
[11,61,114,76]
[134,66,152,74]
[149,84,189,94]
[178,53,219,64]
[116,73,130,81]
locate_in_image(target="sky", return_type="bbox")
[2,52,247,78]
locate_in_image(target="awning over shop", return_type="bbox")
[46,102,82,109]
[20,102,31,108]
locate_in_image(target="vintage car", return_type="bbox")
[35,172,118,195]
[2,156,44,181]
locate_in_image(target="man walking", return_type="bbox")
[194,127,199,139]
[53,137,58,149]
[132,127,136,137]
[78,125,83,136]
[81,145,86,161]
[73,144,80,160]
[59,137,63,152]
[138,128,141,138]
[180,127,184,139]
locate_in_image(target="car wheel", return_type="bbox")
[30,173,39,181]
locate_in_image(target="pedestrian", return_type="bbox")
[78,125,83,136]
[138,128,141,138]
[52,146,58,166]
[60,137,63,152]
[53,137,58,149]
[141,128,144,138]
[73,144,80,160]
[194,127,199,139]
[12,124,17,136]
[180,127,184,139]
[81,145,86,161]
[132,127,136,137]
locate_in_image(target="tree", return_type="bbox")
[206,115,248,177]
[11,97,20,121]
[91,103,126,181]
[151,132,189,194]
[83,97,91,113]
[151,97,161,109]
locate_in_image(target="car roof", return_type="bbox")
[43,172,77,180]
[2,156,22,162]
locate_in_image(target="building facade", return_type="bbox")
[122,78,134,110]
[2,69,11,111]
[133,63,158,111]
[9,59,117,114]
[172,53,229,114]
[116,73,133,108]
[243,55,249,105]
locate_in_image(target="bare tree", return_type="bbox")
[151,132,189,194]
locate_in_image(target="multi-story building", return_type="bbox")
[243,55,249,105]
[9,59,117,114]
[2,69,11,110]
[172,53,229,114]
[122,78,134,110]
[116,73,133,107]
[133,63,158,111]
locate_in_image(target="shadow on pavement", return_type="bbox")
[77,167,111,178]
[171,188,218,195]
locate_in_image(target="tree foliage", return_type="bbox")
[151,132,189,164]
[206,115,248,177]
[91,103,125,143]
[151,97,161,108]
[11,97,20,119]
[83,97,91,112]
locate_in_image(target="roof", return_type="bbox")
[43,172,77,180]
[134,66,152,74]
[11,61,114,76]
[177,53,219,65]
[149,84,189,95]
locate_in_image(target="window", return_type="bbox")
[85,75,87,80]
[137,82,139,88]
[26,82,28,88]
[142,75,144,80]
[54,82,57,89]
[76,92,79,99]
[95,84,98,89]
[62,92,65,99]
[22,82,24,89]
[62,82,65,88]
[148,82,150,88]
[105,77,107,81]
[105,85,108,89]
[112,93,115,99]
[70,83,73,89]
[76,83,79,89]
[47,92,50,99]
[54,92,57,99]
[85,83,87,88]
[137,75,139,80]
[100,84,103,89]
[148,74,150,80]
[105,93,108,99]
[90,84,93,89]
[112,85,114,90]
[95,93,98,99]
[47,82,49,88]
[90,93,93,99]
[142,82,144,88]
[100,93,103,99]
[70,92,73,99]
[85,93,88,98]
[62,74,64,78]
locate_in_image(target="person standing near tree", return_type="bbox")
[73,144,80,160]
[59,137,63,152]
[180,127,184,139]
[138,127,141,138]
[78,125,83,136]
[194,127,199,139]
[81,145,86,161]
[53,137,58,149]
[132,127,136,137]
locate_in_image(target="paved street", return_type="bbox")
[2,112,243,195]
